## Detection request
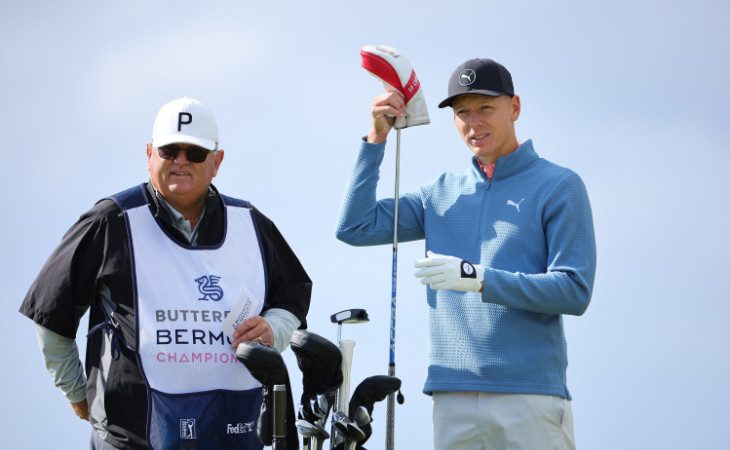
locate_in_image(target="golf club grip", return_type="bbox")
[385,362,396,450]
[273,384,287,439]
[338,340,356,415]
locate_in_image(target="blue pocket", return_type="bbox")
[148,388,263,450]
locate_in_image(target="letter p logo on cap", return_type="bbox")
[178,112,192,131]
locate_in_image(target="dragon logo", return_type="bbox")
[195,275,224,301]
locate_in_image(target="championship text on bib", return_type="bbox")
[126,205,265,394]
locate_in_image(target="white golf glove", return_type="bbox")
[360,45,430,129]
[414,251,484,292]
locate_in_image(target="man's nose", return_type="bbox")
[467,112,483,127]
[174,149,190,164]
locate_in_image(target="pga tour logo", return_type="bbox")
[196,275,223,301]
[180,419,197,439]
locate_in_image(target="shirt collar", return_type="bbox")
[477,161,496,179]
[150,185,206,244]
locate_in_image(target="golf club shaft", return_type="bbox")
[385,128,401,450]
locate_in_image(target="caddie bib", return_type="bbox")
[118,185,266,449]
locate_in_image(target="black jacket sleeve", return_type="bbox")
[250,206,312,329]
[19,199,130,339]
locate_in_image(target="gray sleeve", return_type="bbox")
[35,323,87,403]
[261,308,301,353]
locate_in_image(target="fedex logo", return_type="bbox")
[227,422,255,434]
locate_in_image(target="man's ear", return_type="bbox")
[511,95,521,121]
[212,149,224,177]
[146,143,153,169]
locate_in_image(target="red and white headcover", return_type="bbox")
[360,45,430,129]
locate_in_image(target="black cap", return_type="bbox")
[438,58,514,108]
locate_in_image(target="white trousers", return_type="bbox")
[432,392,576,450]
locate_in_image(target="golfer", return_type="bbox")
[336,58,596,449]
[20,97,311,449]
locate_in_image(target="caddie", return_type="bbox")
[336,55,597,449]
[20,97,311,449]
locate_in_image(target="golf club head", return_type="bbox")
[332,409,350,436]
[352,405,371,427]
[317,394,329,412]
[316,394,330,421]
[345,422,367,442]
[330,308,369,325]
[310,398,320,420]
[235,341,297,448]
[235,341,287,385]
[290,329,343,410]
[348,375,402,416]
[345,375,400,446]
[312,433,328,450]
[332,409,365,441]
[296,419,319,437]
[333,420,349,438]
[299,401,317,423]
[313,420,330,439]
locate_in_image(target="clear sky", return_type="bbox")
[2,1,729,449]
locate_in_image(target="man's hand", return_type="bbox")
[360,45,430,130]
[367,91,406,144]
[414,251,484,292]
[71,399,89,421]
[231,316,273,349]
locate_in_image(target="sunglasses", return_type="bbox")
[157,145,214,163]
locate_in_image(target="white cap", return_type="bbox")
[151,97,219,151]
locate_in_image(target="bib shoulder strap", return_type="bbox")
[106,183,150,210]
[220,194,251,209]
